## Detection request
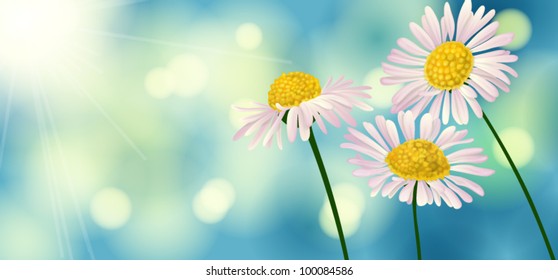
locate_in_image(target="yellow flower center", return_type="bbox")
[424,41,474,90]
[385,139,450,181]
[267,72,321,111]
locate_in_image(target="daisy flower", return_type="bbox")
[342,111,493,209]
[232,71,372,260]
[233,72,372,150]
[381,0,518,124]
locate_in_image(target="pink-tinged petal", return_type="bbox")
[469,74,499,101]
[314,114,327,134]
[456,0,473,42]
[452,91,469,125]
[398,110,416,141]
[460,84,477,98]
[432,188,442,206]
[474,64,511,86]
[348,155,386,169]
[299,125,310,141]
[475,52,518,63]
[467,8,496,42]
[446,147,485,163]
[424,6,442,45]
[386,120,401,148]
[341,142,386,162]
[460,5,485,43]
[452,165,495,176]
[320,109,341,128]
[410,95,433,118]
[363,122,390,152]
[248,119,272,150]
[442,2,455,40]
[399,183,415,203]
[442,91,451,124]
[466,21,499,49]
[428,91,445,121]
[397,37,430,57]
[287,108,299,142]
[416,181,429,206]
[388,49,426,66]
[276,125,283,150]
[446,175,485,196]
[419,113,433,140]
[471,33,515,53]
[383,63,425,77]
[347,127,389,156]
[463,95,483,118]
[375,116,395,149]
[410,22,436,51]
[435,126,456,147]
[353,167,391,177]
[392,79,428,104]
[262,113,283,146]
[392,93,423,114]
[335,107,358,127]
[382,179,406,198]
[444,179,473,203]
[381,76,423,86]
[443,188,463,209]
[233,123,253,141]
[368,172,394,193]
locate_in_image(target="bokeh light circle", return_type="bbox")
[235,22,263,50]
[493,127,534,168]
[193,178,236,224]
[90,188,132,230]
[495,9,532,50]
[319,183,365,238]
[363,68,401,108]
[145,67,175,99]
[167,54,209,97]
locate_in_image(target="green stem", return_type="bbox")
[308,127,349,260]
[483,111,555,260]
[412,181,422,260]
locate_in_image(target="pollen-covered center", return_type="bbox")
[267,72,321,111]
[385,139,450,181]
[424,41,474,90]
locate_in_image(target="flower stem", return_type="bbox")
[308,127,349,260]
[412,181,422,260]
[483,111,555,260]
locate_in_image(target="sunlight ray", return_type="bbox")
[0,68,16,169]
[52,64,148,160]
[39,84,96,260]
[32,77,74,259]
[81,29,293,64]
[83,0,150,11]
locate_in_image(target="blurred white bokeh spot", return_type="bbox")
[495,9,532,50]
[168,54,209,97]
[319,183,365,239]
[493,127,535,168]
[90,188,132,230]
[235,22,263,50]
[193,178,236,224]
[363,68,401,108]
[145,67,175,99]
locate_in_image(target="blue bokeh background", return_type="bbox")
[0,0,556,259]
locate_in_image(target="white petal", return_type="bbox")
[410,22,436,50]
[397,37,429,57]
[451,165,495,177]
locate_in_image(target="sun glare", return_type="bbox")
[0,0,81,65]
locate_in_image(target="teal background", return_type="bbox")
[0,0,556,259]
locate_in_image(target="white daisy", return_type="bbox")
[233,72,372,149]
[342,111,494,209]
[381,0,518,124]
